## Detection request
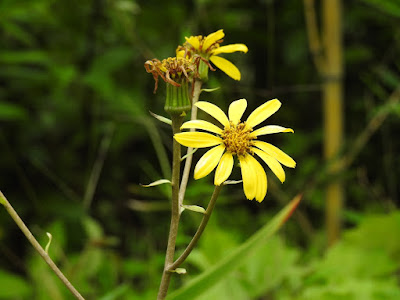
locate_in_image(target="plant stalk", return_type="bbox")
[178,80,203,207]
[0,190,85,300]
[169,184,222,271]
[157,114,184,300]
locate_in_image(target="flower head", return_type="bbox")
[144,57,195,93]
[177,29,248,81]
[174,99,296,202]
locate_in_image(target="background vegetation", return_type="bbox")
[1,0,399,299]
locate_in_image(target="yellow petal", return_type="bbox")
[195,101,230,127]
[194,145,225,180]
[185,36,200,50]
[181,120,223,135]
[212,44,248,55]
[250,125,294,138]
[174,132,222,148]
[245,99,281,129]
[214,152,234,185]
[239,155,256,200]
[251,156,267,202]
[202,29,225,52]
[253,148,285,183]
[176,49,185,58]
[253,141,296,168]
[228,99,247,124]
[209,55,241,80]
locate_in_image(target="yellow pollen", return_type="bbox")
[221,122,253,157]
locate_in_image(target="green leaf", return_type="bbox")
[140,179,171,187]
[0,270,32,298]
[0,50,50,64]
[361,0,400,18]
[0,101,28,121]
[99,284,130,300]
[167,194,302,300]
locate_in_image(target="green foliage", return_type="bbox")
[0,0,400,299]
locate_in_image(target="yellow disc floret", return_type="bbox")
[221,122,253,157]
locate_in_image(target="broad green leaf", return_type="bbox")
[0,270,32,298]
[0,101,28,121]
[167,194,301,300]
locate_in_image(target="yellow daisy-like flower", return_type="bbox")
[174,99,296,202]
[177,29,248,80]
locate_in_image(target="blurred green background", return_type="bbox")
[1,0,400,299]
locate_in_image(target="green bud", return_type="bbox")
[164,79,191,115]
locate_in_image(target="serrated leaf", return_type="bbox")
[167,194,302,300]
[140,179,171,187]
[149,111,172,125]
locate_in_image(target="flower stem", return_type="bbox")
[157,114,184,300]
[169,184,222,271]
[0,190,85,300]
[178,80,203,207]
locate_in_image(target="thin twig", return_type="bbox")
[303,0,326,73]
[0,191,85,300]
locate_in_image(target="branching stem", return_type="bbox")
[0,191,85,300]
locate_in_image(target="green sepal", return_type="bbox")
[198,60,209,82]
[164,80,191,115]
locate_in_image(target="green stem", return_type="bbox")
[0,191,85,300]
[178,80,203,207]
[157,114,184,300]
[169,184,222,271]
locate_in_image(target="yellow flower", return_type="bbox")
[177,29,248,80]
[174,99,296,202]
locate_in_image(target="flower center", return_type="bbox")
[221,122,253,157]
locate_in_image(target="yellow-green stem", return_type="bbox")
[157,114,184,300]
[0,191,85,300]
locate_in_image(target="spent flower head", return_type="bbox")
[177,29,248,81]
[144,57,196,93]
[174,99,296,202]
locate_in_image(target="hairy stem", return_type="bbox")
[169,184,222,271]
[0,191,85,300]
[157,114,184,300]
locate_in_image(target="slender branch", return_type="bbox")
[179,80,203,208]
[0,191,85,300]
[303,0,326,73]
[337,87,400,170]
[83,122,115,210]
[157,114,184,300]
[169,184,222,271]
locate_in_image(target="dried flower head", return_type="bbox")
[144,57,196,93]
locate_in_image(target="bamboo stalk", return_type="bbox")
[323,0,343,246]
[304,0,344,246]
